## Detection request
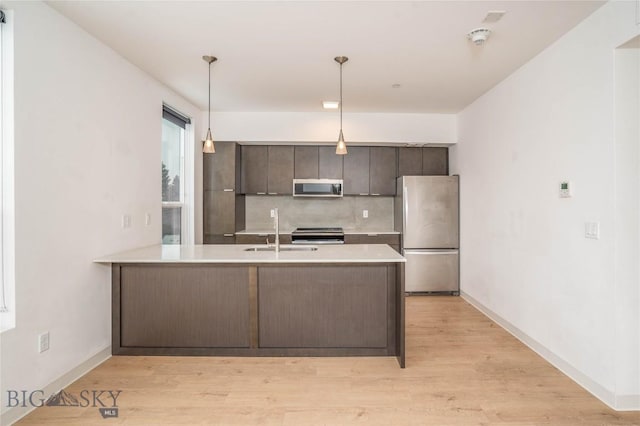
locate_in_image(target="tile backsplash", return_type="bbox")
[245,196,394,231]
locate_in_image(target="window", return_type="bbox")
[1,8,15,331]
[161,105,191,244]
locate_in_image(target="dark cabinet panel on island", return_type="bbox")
[120,265,251,348]
[111,261,404,366]
[258,265,389,348]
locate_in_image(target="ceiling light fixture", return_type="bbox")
[323,101,339,109]
[334,56,348,155]
[202,55,217,154]
[467,28,491,46]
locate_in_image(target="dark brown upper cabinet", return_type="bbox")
[203,142,241,191]
[267,146,294,195]
[369,147,397,196]
[318,146,343,179]
[294,145,343,179]
[422,147,449,175]
[241,145,294,194]
[397,147,449,176]
[397,147,423,177]
[240,146,268,194]
[294,146,319,179]
[343,146,370,195]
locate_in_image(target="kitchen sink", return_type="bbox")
[244,245,318,252]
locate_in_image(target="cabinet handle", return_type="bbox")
[257,192,266,195]
[359,193,369,196]
[223,234,234,237]
[367,234,379,237]
[268,192,278,195]
[371,193,380,196]
[223,188,234,192]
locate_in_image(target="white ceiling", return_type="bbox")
[47,1,604,114]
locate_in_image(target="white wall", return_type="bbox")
[208,111,457,144]
[614,44,639,405]
[451,0,639,409]
[0,1,201,421]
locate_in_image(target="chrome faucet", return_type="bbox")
[273,208,280,253]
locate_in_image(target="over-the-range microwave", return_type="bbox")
[292,179,343,197]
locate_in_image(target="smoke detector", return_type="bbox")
[467,28,491,46]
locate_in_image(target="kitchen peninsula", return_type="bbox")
[96,244,406,367]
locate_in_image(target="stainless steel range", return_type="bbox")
[291,227,345,245]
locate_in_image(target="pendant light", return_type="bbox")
[202,55,217,154]
[334,56,348,155]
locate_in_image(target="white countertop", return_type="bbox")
[236,229,400,235]
[95,244,405,264]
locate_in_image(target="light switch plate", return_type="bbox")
[585,222,600,239]
[363,210,368,218]
[38,332,50,353]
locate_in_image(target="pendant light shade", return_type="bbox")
[334,56,348,155]
[202,55,217,154]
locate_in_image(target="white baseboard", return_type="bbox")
[460,291,640,412]
[615,394,640,411]
[0,346,111,426]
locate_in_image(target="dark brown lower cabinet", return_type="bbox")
[120,265,250,348]
[235,234,292,245]
[345,234,401,253]
[258,265,388,348]
[111,262,405,367]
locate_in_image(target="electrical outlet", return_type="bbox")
[362,210,369,218]
[270,209,275,218]
[122,214,131,229]
[38,332,50,353]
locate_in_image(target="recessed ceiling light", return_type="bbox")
[392,83,401,89]
[323,101,339,109]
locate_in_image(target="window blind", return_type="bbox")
[162,104,191,129]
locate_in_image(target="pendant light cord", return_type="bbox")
[208,61,212,130]
[339,62,343,131]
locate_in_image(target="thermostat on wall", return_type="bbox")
[559,180,572,198]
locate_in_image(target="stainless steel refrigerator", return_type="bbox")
[394,176,459,294]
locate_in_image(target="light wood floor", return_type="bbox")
[17,297,640,425]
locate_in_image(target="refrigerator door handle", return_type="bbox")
[403,184,408,231]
